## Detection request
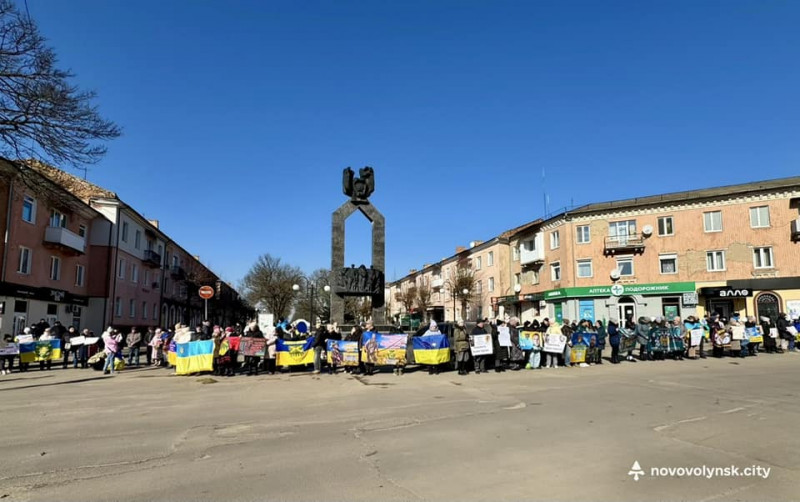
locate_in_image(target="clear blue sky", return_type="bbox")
[25,0,800,286]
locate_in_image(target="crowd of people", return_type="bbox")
[1,311,798,377]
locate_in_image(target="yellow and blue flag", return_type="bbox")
[175,340,214,375]
[20,340,62,363]
[412,334,450,365]
[276,337,315,366]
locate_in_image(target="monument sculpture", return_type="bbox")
[331,166,385,325]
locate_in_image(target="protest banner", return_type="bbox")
[276,338,315,366]
[0,343,19,355]
[83,337,100,345]
[175,340,214,375]
[518,331,536,350]
[769,328,778,338]
[620,335,637,352]
[412,334,450,364]
[361,333,407,365]
[570,345,587,364]
[498,327,512,347]
[787,326,798,336]
[690,329,704,347]
[747,327,763,344]
[16,334,34,344]
[20,339,62,363]
[571,332,594,346]
[240,337,267,357]
[469,334,493,356]
[327,340,359,366]
[731,325,745,340]
[544,333,566,353]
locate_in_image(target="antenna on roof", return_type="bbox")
[542,167,550,216]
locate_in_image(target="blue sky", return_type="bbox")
[25,0,800,286]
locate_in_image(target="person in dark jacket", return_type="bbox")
[594,320,607,364]
[470,318,489,374]
[144,327,156,365]
[608,320,621,364]
[776,313,792,352]
[313,324,329,374]
[242,322,264,376]
[347,325,363,374]
[453,320,470,375]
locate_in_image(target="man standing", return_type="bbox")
[312,324,329,374]
[63,325,78,369]
[126,327,143,367]
[470,318,488,374]
[453,319,470,375]
[144,327,156,366]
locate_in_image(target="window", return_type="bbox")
[115,297,122,317]
[706,251,726,272]
[22,195,36,223]
[609,220,637,242]
[488,277,495,292]
[129,299,136,318]
[703,211,722,232]
[475,256,482,270]
[659,254,677,274]
[18,247,32,274]
[47,304,58,316]
[616,256,634,276]
[523,239,536,251]
[49,256,61,281]
[144,270,150,287]
[749,206,770,228]
[514,273,521,287]
[551,261,561,281]
[576,259,593,278]
[153,303,158,320]
[131,264,139,283]
[50,209,67,228]
[576,225,590,244]
[134,230,142,249]
[512,246,520,261]
[657,216,674,236]
[532,269,540,285]
[487,251,494,266]
[142,301,148,320]
[75,265,85,286]
[78,224,87,237]
[121,221,129,242]
[476,280,482,295]
[550,231,560,249]
[753,247,774,269]
[118,259,126,279]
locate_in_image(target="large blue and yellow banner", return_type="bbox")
[327,340,359,366]
[412,334,450,365]
[175,340,214,375]
[361,333,407,365]
[20,340,62,363]
[276,337,315,366]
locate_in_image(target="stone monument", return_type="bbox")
[331,167,385,325]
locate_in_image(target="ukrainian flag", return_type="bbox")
[412,334,450,365]
[175,340,214,375]
[276,337,315,366]
[20,340,62,363]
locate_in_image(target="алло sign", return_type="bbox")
[698,287,753,298]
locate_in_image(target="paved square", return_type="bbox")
[1,355,798,501]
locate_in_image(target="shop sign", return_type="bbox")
[698,287,753,298]
[543,282,696,301]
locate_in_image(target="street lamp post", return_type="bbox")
[293,280,332,325]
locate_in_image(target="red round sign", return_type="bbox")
[198,286,214,300]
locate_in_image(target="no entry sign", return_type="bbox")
[198,285,215,299]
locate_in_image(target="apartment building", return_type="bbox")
[0,162,101,334]
[394,176,800,327]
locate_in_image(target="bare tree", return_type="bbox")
[242,254,303,321]
[445,258,477,321]
[396,285,417,314]
[416,284,432,321]
[0,1,120,168]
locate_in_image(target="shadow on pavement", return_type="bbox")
[0,375,110,392]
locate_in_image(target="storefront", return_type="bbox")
[543,282,698,324]
[708,277,800,324]
[697,286,753,320]
[0,282,89,335]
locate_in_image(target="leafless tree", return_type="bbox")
[396,285,417,314]
[416,284,432,321]
[0,1,120,169]
[293,268,331,323]
[445,258,477,321]
[242,254,303,321]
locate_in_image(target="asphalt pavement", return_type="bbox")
[1,353,799,501]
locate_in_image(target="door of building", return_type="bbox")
[554,302,563,323]
[709,300,733,320]
[756,292,781,324]
[617,297,636,325]
[579,300,595,322]
[13,315,27,336]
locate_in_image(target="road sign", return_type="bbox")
[198,286,214,300]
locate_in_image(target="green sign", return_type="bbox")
[543,282,696,301]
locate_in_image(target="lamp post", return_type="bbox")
[514,283,522,318]
[293,281,332,325]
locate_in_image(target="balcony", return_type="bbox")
[43,226,86,254]
[604,235,646,256]
[519,233,545,266]
[143,250,161,268]
[792,219,800,242]
[431,278,444,289]
[170,265,185,279]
